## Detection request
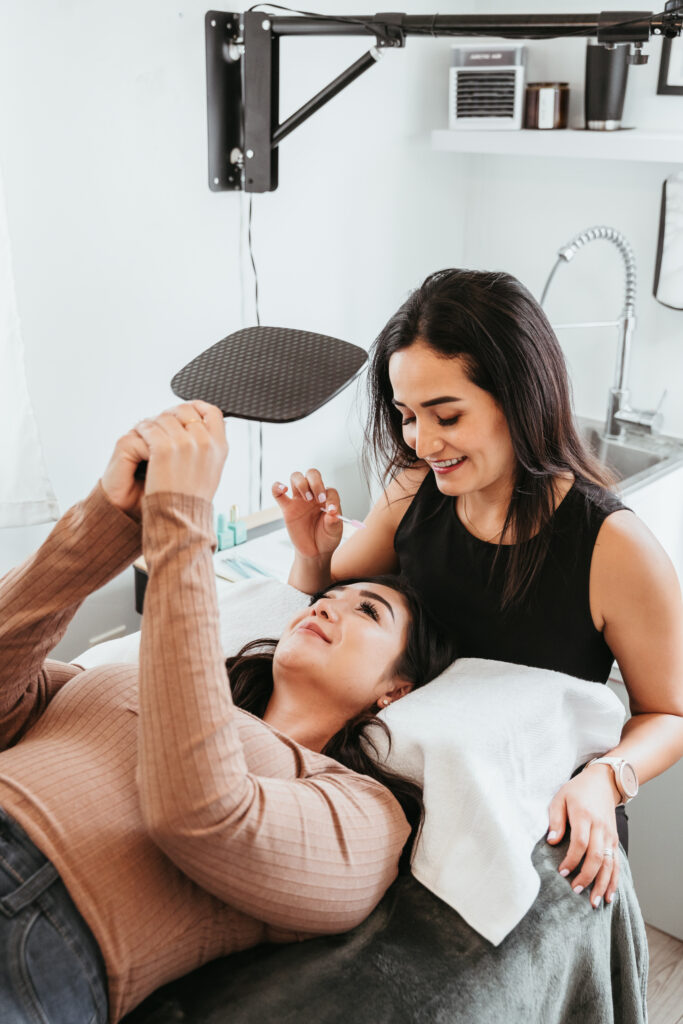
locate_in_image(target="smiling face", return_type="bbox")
[388,339,517,502]
[272,582,413,720]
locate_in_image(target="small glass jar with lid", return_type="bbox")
[524,82,570,129]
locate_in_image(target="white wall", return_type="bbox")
[0,1,681,658]
[0,0,466,658]
[456,1,683,435]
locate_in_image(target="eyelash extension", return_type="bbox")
[401,415,460,427]
[359,600,380,622]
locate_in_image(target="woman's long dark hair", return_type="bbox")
[225,575,457,870]
[365,267,615,608]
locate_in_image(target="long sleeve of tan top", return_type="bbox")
[0,482,142,748]
[137,492,411,935]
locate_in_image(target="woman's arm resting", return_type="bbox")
[548,510,683,906]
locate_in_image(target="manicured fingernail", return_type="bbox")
[305,491,313,501]
[318,492,326,503]
[326,503,337,513]
[605,893,613,904]
[592,896,601,908]
[559,869,570,877]
[547,831,558,841]
[274,482,285,492]
[573,885,583,895]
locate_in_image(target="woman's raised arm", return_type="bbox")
[135,408,410,933]
[276,464,428,594]
[0,482,142,747]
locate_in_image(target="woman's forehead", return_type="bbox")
[389,345,470,390]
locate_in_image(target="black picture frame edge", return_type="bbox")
[657,36,683,95]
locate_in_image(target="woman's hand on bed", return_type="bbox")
[546,769,621,908]
[272,470,344,560]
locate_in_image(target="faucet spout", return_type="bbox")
[539,225,650,441]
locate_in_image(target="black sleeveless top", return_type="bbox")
[395,473,626,683]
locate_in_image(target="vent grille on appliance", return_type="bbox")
[455,71,517,118]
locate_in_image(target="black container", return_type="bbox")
[584,43,630,130]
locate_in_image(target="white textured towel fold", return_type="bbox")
[75,579,626,946]
[373,658,626,945]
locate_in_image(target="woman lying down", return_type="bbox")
[0,401,457,1024]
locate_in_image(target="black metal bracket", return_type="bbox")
[205,11,243,191]
[205,7,683,194]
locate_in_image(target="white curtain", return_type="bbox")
[0,161,59,527]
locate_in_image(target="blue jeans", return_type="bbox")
[0,807,108,1024]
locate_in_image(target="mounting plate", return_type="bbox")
[205,11,243,191]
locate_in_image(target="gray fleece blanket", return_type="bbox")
[123,837,648,1024]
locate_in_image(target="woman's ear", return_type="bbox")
[380,681,414,708]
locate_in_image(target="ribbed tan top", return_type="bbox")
[0,483,409,1022]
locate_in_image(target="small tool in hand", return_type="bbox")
[320,506,366,530]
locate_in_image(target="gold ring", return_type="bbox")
[603,849,615,859]
[184,418,203,426]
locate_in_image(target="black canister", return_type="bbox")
[584,43,630,130]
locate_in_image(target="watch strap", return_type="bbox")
[586,756,631,805]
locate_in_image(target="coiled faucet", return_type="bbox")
[540,225,662,440]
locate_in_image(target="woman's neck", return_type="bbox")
[458,479,515,544]
[263,691,345,753]
[457,474,574,545]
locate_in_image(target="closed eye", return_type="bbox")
[400,414,459,427]
[359,600,380,622]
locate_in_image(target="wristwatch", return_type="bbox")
[586,757,639,805]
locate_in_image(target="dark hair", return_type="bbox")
[225,574,457,870]
[365,267,615,608]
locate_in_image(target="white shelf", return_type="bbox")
[431,128,683,164]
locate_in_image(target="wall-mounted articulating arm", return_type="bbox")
[205,5,683,193]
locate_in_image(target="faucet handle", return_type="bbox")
[615,390,666,435]
[654,388,668,416]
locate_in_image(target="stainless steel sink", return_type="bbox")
[576,417,683,493]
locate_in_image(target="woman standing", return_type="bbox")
[275,268,683,911]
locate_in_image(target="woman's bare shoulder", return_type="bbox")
[591,509,681,624]
[595,508,670,563]
[330,464,429,580]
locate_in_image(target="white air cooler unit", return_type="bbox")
[449,45,526,130]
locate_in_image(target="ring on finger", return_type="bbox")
[602,848,615,859]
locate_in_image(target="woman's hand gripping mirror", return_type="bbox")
[101,401,228,519]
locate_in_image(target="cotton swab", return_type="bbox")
[320,506,366,529]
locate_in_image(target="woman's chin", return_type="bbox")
[431,470,466,495]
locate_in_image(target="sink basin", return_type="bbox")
[580,427,663,479]
[576,417,683,492]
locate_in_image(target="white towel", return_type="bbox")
[0,160,59,528]
[373,658,625,945]
[74,580,625,945]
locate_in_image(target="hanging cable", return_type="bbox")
[247,195,264,509]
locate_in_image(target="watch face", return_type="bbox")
[619,762,638,797]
